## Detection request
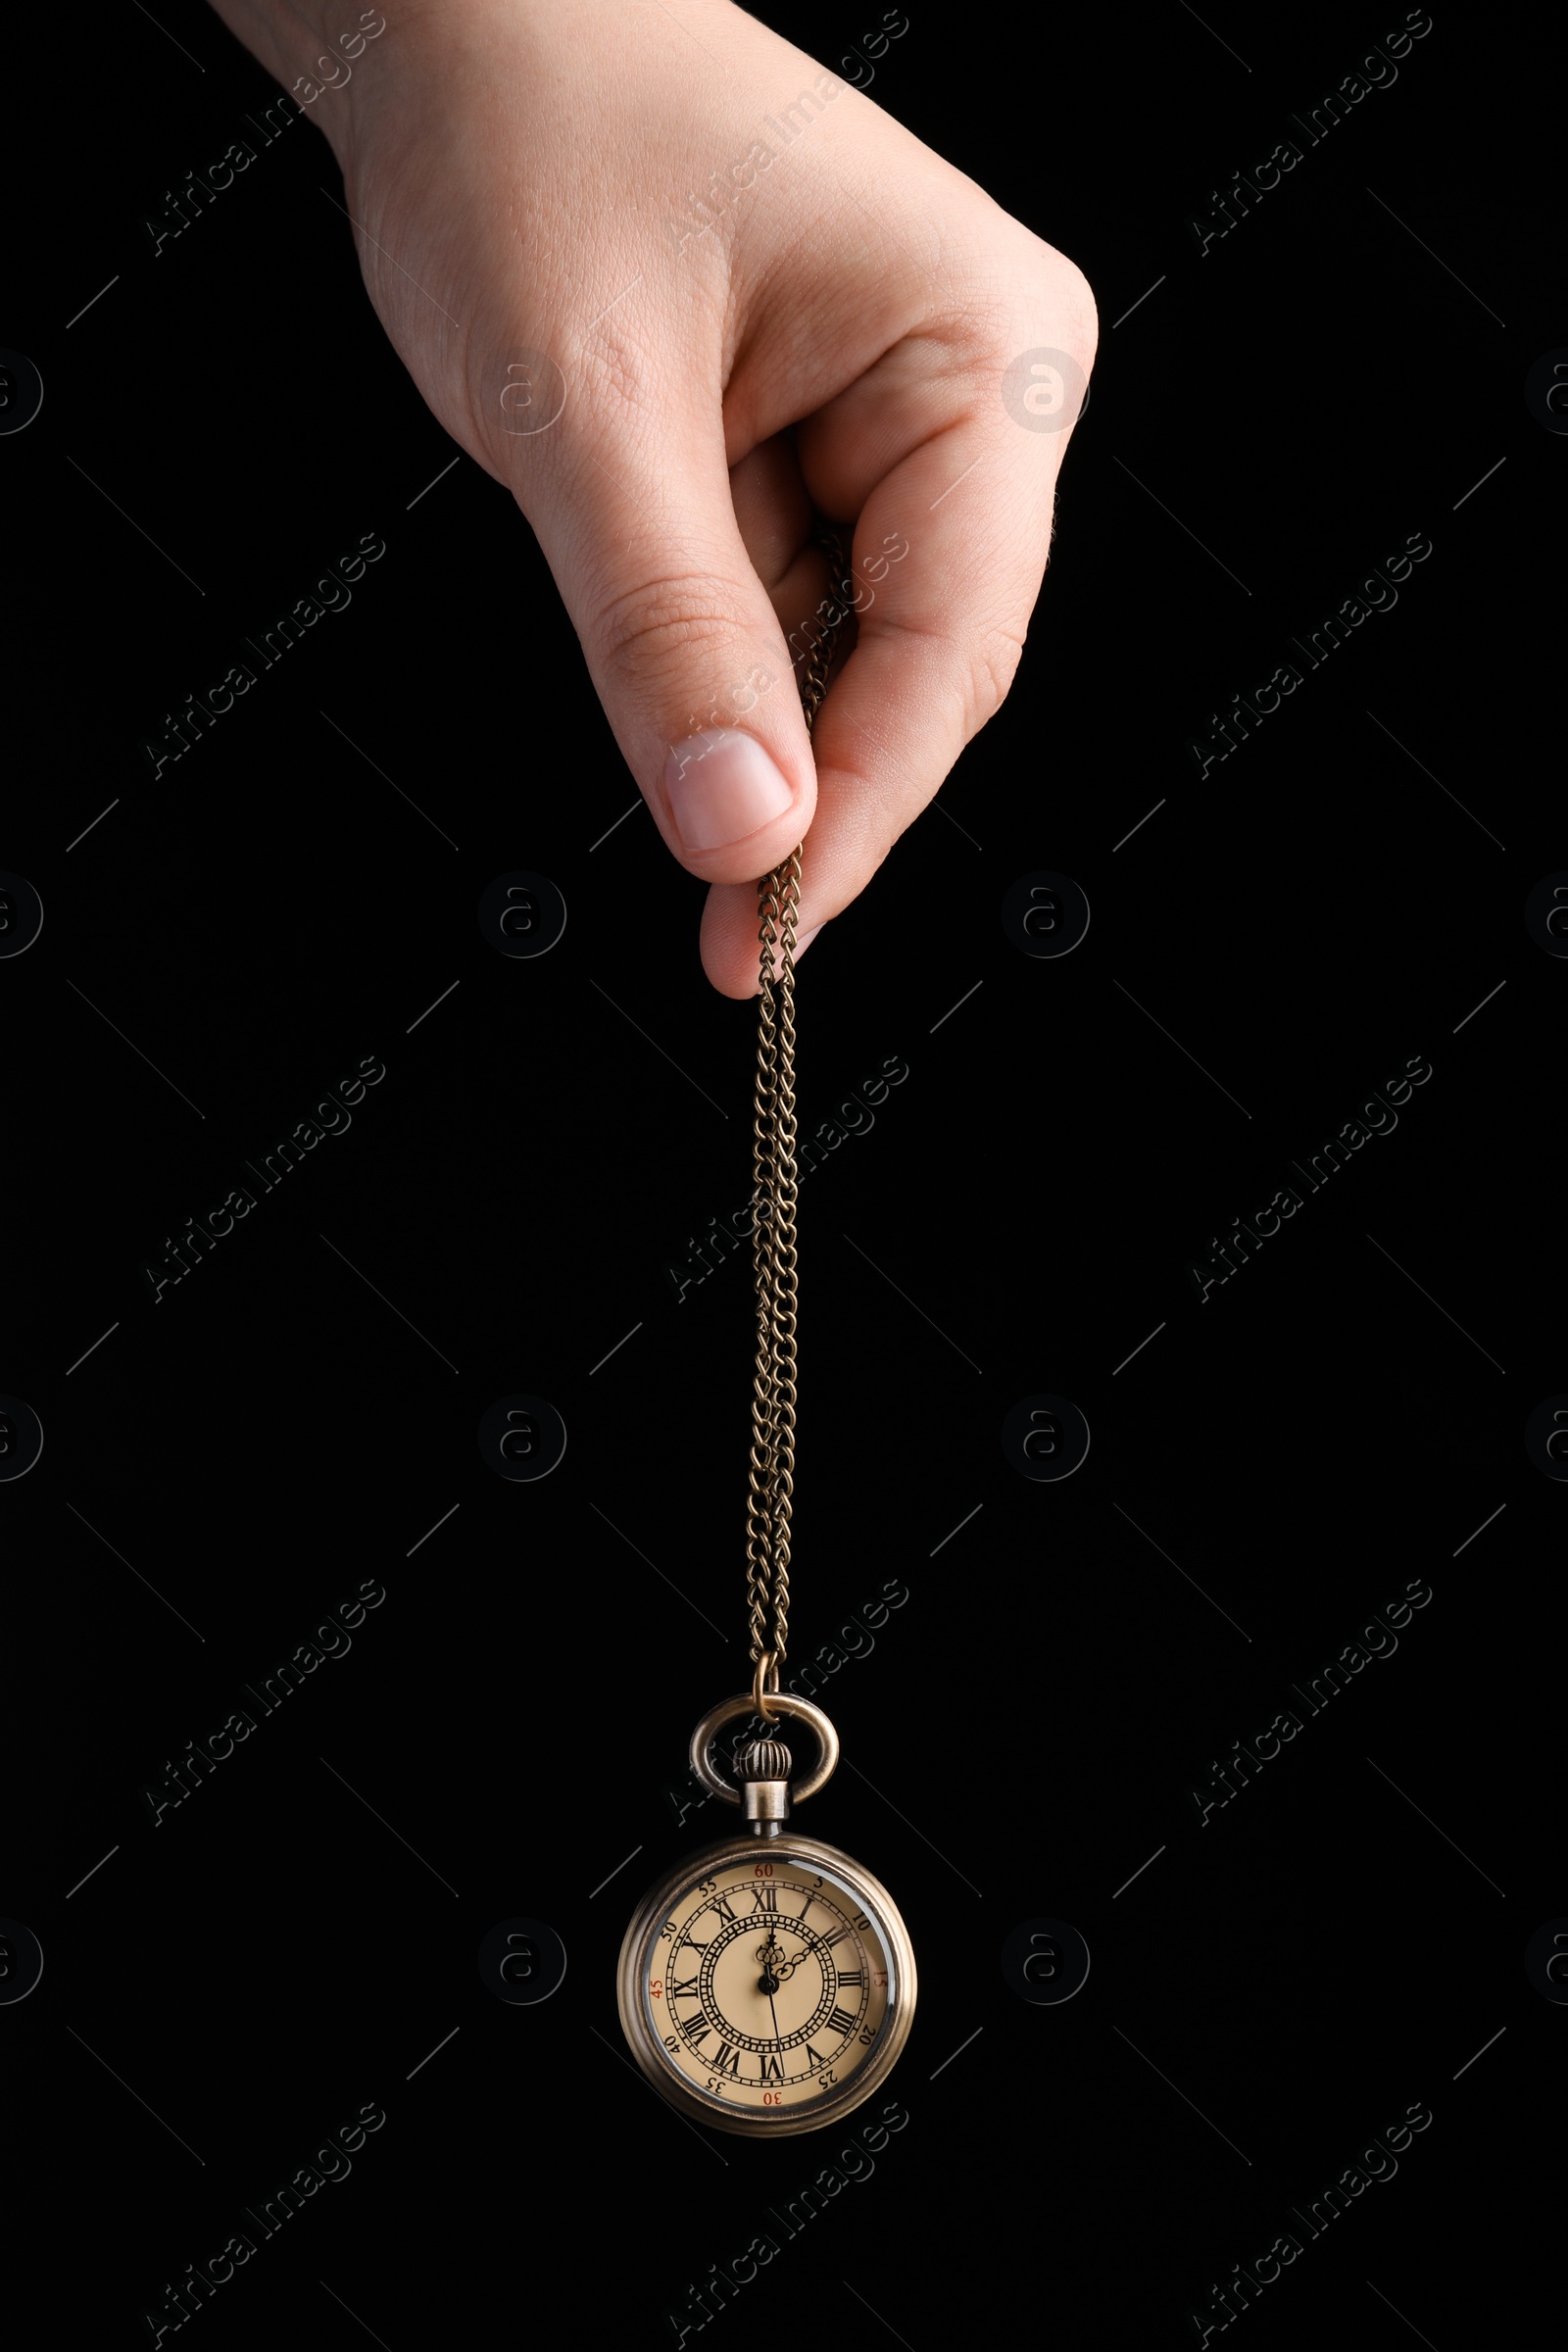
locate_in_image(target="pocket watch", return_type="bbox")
[617,1692,917,2137]
[616,529,916,2135]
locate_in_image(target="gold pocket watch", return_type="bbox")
[617,1692,917,2137]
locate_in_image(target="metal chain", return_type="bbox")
[746,526,852,1690]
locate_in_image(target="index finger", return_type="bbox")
[699,283,1097,996]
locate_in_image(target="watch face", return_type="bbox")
[618,1835,915,2136]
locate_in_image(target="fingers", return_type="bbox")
[728,433,836,661]
[728,434,811,603]
[700,283,1097,996]
[522,409,822,889]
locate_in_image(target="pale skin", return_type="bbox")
[207,0,1098,993]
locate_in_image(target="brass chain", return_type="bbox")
[746,526,852,1693]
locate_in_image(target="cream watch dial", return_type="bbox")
[646,1852,892,2115]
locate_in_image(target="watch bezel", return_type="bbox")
[616,1830,917,2138]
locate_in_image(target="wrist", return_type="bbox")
[206,2,398,174]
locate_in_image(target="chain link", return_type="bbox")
[746,526,852,1678]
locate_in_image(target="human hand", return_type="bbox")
[213,0,1097,992]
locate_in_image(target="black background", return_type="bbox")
[6,1,1558,2344]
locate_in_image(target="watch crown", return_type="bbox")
[734,1738,793,1784]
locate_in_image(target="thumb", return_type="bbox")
[528,409,818,888]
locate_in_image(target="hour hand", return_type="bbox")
[755,1930,801,1985]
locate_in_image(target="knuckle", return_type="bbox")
[580,321,656,423]
[1047,253,1100,361]
[1044,251,1104,367]
[969,617,1027,726]
[873,610,1026,738]
[590,570,747,684]
[1001,227,1100,368]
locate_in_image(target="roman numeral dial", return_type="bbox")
[644,1852,894,2114]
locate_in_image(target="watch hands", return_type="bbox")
[767,1988,783,2044]
[755,1930,805,1988]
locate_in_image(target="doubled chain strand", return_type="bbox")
[747,527,851,1683]
[745,869,782,1660]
